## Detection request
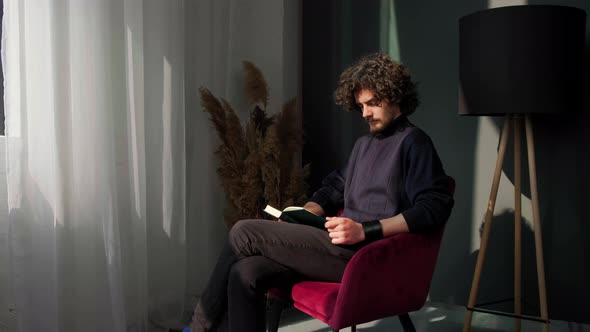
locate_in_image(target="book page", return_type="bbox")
[283,206,319,215]
[263,205,282,218]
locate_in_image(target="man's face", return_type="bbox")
[355,89,401,134]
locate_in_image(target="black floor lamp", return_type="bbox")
[459,5,586,332]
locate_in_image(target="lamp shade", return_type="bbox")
[459,5,586,116]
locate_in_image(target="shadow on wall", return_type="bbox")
[302,0,384,194]
[439,210,544,316]
[493,103,590,322]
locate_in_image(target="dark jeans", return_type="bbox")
[190,219,360,332]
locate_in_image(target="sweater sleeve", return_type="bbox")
[400,131,454,232]
[308,167,346,216]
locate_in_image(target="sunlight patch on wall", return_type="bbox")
[470,117,533,252]
[386,0,401,61]
[488,0,527,8]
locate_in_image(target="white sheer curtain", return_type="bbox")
[1,0,298,331]
[2,0,187,331]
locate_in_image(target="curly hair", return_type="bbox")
[334,53,419,116]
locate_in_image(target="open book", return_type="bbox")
[263,205,327,231]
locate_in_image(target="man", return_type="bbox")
[189,53,453,332]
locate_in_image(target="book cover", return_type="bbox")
[263,205,327,231]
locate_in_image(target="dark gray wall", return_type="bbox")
[302,0,382,192]
[303,0,590,324]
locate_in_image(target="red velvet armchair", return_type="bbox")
[267,178,454,332]
[267,228,444,332]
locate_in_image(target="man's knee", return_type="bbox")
[228,256,286,295]
[227,257,265,294]
[228,219,264,256]
[228,260,251,293]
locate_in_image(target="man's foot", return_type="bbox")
[189,301,211,332]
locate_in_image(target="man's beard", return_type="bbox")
[367,119,383,133]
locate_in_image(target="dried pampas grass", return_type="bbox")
[201,62,309,227]
[243,61,269,109]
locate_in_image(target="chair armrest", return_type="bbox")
[329,228,444,328]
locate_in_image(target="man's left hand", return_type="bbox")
[325,217,365,245]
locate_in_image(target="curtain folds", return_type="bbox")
[1,0,297,331]
[2,0,187,331]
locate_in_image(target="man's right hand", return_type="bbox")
[325,217,365,245]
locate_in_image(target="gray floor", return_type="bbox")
[276,302,589,332]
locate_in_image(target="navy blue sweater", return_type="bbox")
[309,115,453,232]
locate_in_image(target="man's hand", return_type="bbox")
[325,217,365,245]
[303,202,325,216]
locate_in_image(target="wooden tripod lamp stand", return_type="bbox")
[458,5,586,332]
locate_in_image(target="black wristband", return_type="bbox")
[362,219,383,243]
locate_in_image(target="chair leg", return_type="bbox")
[399,313,416,332]
[266,296,285,332]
